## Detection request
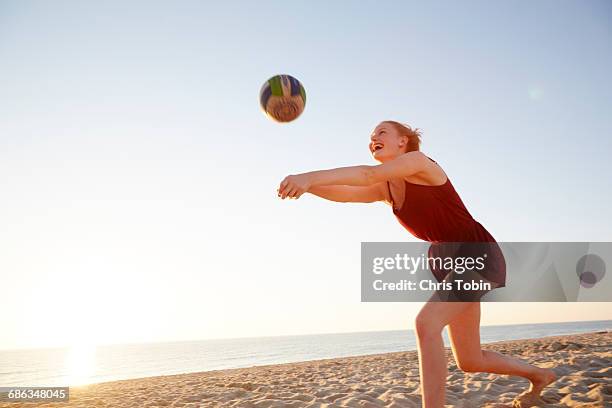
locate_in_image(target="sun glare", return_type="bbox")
[65,343,97,385]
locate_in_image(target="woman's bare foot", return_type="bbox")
[528,367,557,395]
[513,368,557,407]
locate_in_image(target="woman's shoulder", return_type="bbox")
[403,152,448,187]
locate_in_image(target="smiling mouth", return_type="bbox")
[372,143,384,153]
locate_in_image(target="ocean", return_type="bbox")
[1,319,610,387]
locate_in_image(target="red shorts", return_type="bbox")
[427,241,506,301]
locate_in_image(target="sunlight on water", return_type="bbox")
[65,343,96,385]
[1,320,608,387]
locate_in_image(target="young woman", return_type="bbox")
[277,121,557,407]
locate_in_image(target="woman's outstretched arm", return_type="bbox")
[278,151,430,199]
[307,184,387,203]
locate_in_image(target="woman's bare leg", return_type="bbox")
[447,302,557,397]
[414,299,479,408]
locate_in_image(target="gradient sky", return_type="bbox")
[1,0,611,350]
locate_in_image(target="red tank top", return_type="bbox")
[387,160,506,287]
[387,172,496,244]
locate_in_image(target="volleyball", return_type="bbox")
[259,74,306,123]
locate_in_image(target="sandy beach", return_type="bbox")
[5,330,610,408]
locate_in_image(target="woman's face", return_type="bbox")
[369,122,406,163]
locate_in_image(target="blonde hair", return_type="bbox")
[381,120,422,152]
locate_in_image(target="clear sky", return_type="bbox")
[1,0,611,350]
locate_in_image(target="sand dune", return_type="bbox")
[5,331,610,408]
